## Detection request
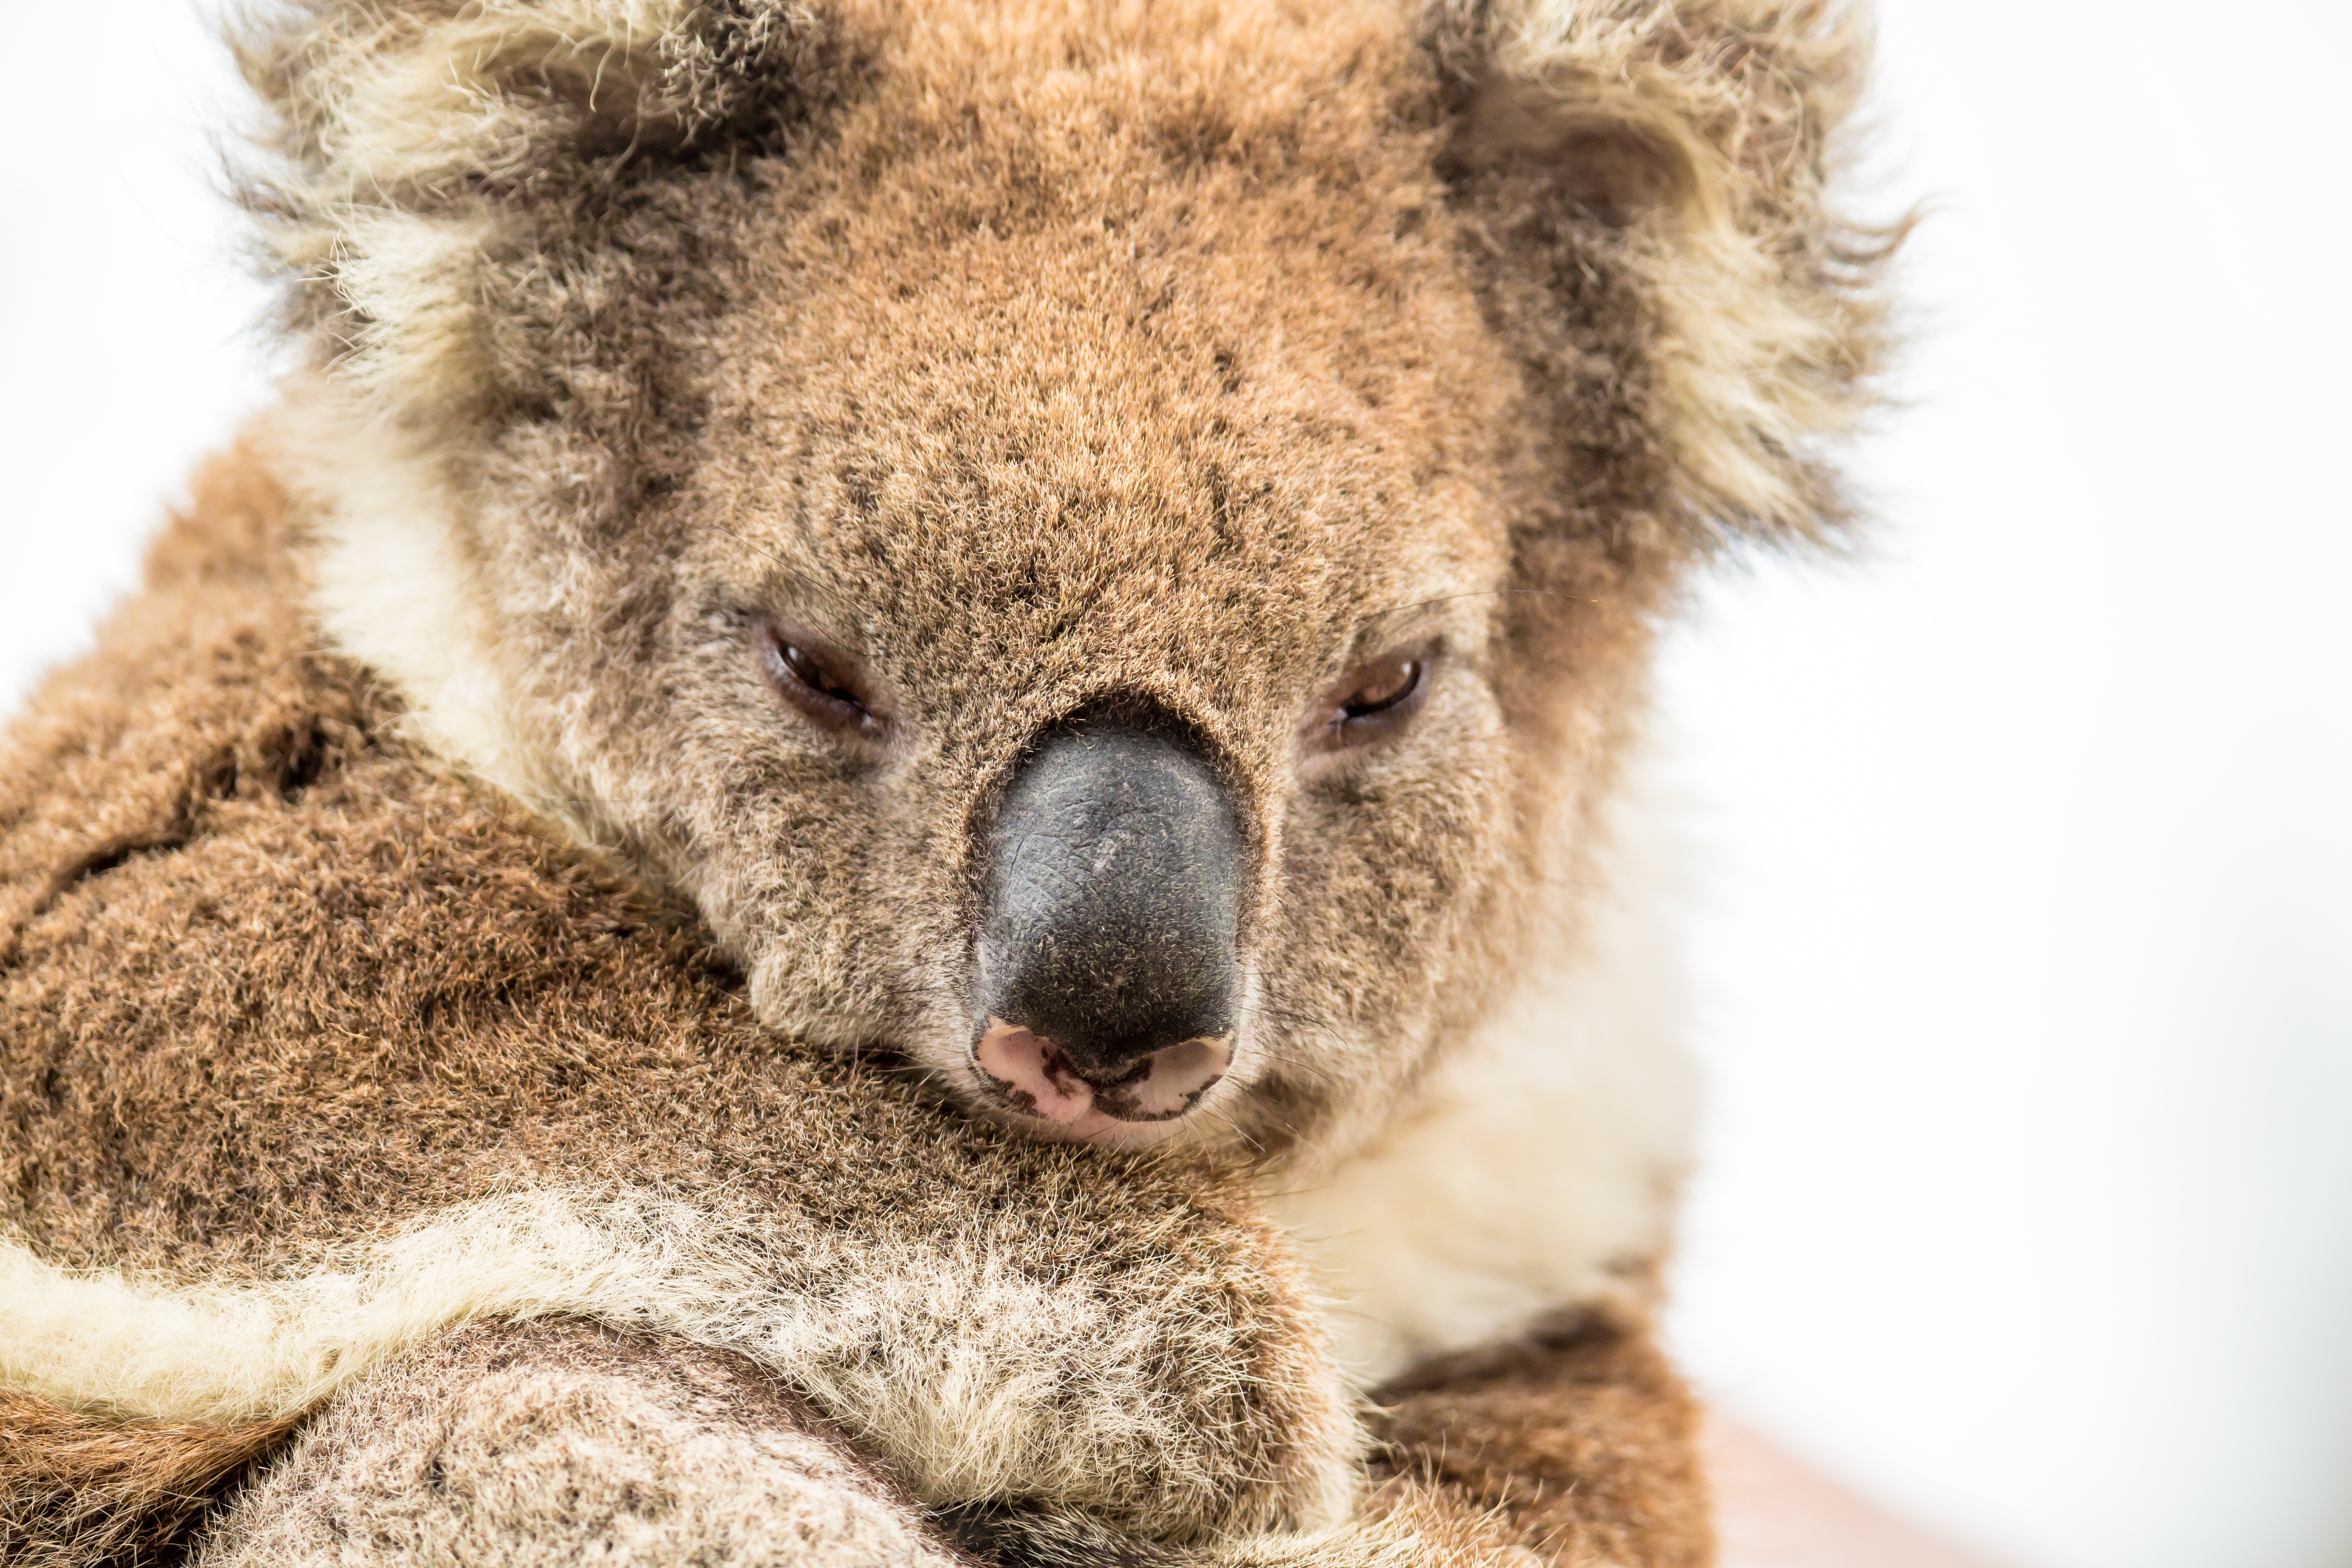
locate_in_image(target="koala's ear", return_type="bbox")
[1426,0,1903,552]
[234,0,844,425]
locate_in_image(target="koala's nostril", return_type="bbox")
[1095,1034,1231,1120]
[972,1018,1231,1126]
[976,720,1245,1105]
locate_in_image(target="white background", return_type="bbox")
[2,5,2346,1567]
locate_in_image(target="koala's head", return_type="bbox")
[244,0,1891,1160]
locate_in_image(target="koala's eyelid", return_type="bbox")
[1298,641,1438,760]
[756,617,894,737]
[1338,654,1427,718]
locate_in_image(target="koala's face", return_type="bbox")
[662,266,1542,1152]
[266,0,1879,1158]
[558,39,1567,1155]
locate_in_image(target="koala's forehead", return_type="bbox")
[670,0,1515,675]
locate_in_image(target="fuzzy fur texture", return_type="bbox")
[1437,0,1897,547]
[5,0,1894,1560]
[1370,1314,1712,1567]
[1271,766,1693,1384]
[190,1323,979,1568]
[1,461,1698,1561]
[188,1322,1594,1568]
[234,0,1895,1163]
[0,463,1355,1557]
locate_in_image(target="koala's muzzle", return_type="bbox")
[974,724,1244,1127]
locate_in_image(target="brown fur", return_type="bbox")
[1,456,1697,1561]
[1372,1312,1712,1566]
[0,1393,296,1568]
[4,0,1896,1559]
[1,455,1349,1547]
[228,0,1895,1160]
[197,1322,980,1568]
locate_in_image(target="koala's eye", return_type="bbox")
[758,621,885,739]
[1338,656,1423,719]
[1302,646,1432,756]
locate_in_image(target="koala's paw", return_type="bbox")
[935,1482,1537,1568]
[781,1193,1366,1542]
[193,1322,971,1568]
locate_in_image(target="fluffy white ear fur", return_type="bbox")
[239,0,818,429]
[1262,766,1694,1386]
[1451,0,1892,548]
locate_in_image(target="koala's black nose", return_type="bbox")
[974,723,1244,1120]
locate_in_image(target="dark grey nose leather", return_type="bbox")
[978,724,1244,1078]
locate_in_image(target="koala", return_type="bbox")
[0,0,1895,1564]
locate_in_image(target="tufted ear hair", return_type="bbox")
[1426,0,1904,553]
[232,0,844,430]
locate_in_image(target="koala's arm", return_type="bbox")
[183,1320,1568,1568]
[76,1303,1702,1568]
[923,1311,1711,1568]
[1367,1313,1714,1568]
[189,1322,979,1568]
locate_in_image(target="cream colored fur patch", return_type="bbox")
[1266,775,1694,1387]
[270,399,563,816]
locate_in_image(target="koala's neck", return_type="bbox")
[1258,768,1695,1390]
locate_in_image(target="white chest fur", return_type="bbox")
[1262,783,1695,1389]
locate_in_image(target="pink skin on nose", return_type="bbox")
[973,1018,1230,1136]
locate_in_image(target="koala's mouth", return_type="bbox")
[971,1019,1230,1136]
